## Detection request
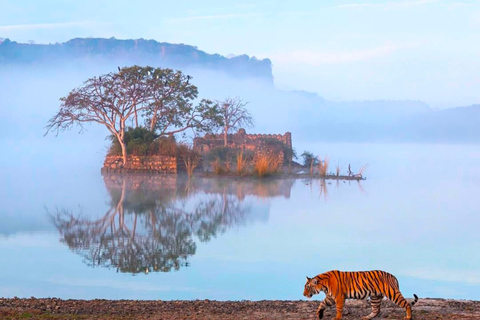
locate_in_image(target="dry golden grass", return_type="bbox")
[318,156,330,177]
[254,153,270,177]
[253,152,281,177]
[236,150,247,175]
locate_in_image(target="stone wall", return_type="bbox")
[102,155,178,174]
[193,128,293,162]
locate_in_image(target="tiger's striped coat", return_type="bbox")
[303,270,418,320]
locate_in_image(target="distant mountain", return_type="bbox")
[0,37,273,84]
[1,37,478,144]
[253,88,480,143]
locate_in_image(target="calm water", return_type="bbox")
[1,143,480,301]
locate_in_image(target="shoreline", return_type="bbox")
[1,297,479,319]
[101,169,366,181]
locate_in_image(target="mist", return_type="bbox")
[1,54,479,176]
[2,55,476,237]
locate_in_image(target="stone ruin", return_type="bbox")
[193,128,293,163]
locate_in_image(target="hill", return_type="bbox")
[0,37,273,84]
[1,37,479,144]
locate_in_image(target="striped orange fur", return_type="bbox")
[303,270,418,320]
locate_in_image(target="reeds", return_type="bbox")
[318,156,330,177]
[254,153,270,177]
[254,151,280,177]
[335,162,341,177]
[357,163,369,177]
[236,150,247,175]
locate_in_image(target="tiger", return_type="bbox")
[303,270,418,320]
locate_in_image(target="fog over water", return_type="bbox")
[1,58,480,300]
[1,143,480,300]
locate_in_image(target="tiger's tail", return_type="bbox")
[411,294,419,306]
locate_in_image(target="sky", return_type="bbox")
[1,0,479,108]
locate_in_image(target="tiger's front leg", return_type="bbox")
[316,295,335,319]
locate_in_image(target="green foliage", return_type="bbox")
[108,127,177,157]
[300,151,318,167]
[263,138,295,164]
[205,147,234,163]
[141,67,224,135]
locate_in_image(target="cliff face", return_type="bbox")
[0,37,273,83]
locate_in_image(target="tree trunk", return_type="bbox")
[119,138,127,167]
[224,125,228,146]
[134,106,139,128]
[150,117,157,132]
[118,121,128,166]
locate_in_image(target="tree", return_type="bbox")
[217,97,253,146]
[45,66,222,166]
[300,151,318,175]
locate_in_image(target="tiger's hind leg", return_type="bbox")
[387,291,412,320]
[361,295,383,320]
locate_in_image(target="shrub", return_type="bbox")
[108,127,177,157]
[300,151,318,167]
[205,147,232,163]
[263,138,294,164]
[211,158,226,174]
[177,144,202,178]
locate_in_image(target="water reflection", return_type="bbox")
[51,175,295,274]
[300,178,366,201]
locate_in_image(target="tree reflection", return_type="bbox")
[51,175,295,274]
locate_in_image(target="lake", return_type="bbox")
[1,143,479,301]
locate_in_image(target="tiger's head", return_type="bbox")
[303,276,321,298]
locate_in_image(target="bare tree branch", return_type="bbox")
[216,97,254,146]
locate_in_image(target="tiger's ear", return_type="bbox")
[311,278,318,285]
[306,276,310,281]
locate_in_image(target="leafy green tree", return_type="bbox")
[301,151,318,167]
[45,66,222,166]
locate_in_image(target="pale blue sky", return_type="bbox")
[1,0,479,108]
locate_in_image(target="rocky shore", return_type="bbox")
[1,297,480,319]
